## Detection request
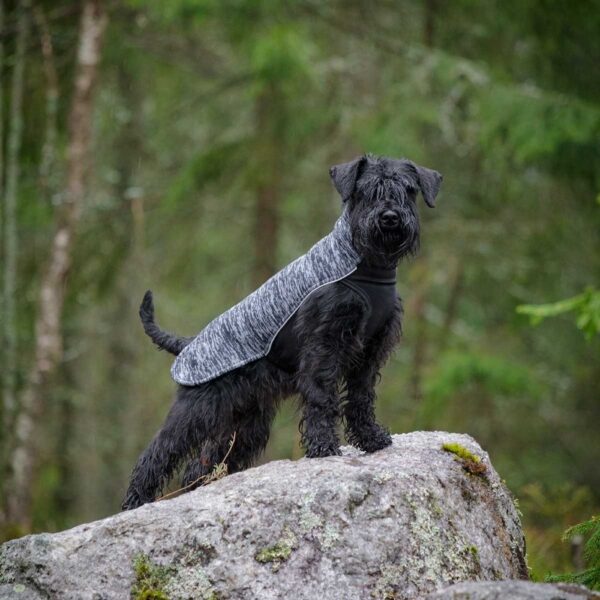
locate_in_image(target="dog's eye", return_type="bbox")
[406,185,417,195]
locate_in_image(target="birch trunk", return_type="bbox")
[5,0,107,530]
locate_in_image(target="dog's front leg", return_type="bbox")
[297,369,342,458]
[296,289,368,458]
[343,372,392,453]
[343,301,403,453]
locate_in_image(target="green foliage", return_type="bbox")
[517,287,600,340]
[426,351,537,398]
[547,515,600,590]
[478,85,600,169]
[125,0,214,24]
[519,483,596,582]
[420,351,539,425]
[521,484,595,527]
[250,25,313,89]
[162,141,246,211]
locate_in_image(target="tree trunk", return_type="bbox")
[5,0,107,531]
[33,5,59,198]
[1,0,29,474]
[0,0,5,524]
[408,0,437,407]
[0,0,4,196]
[441,261,464,345]
[408,258,429,404]
[252,83,282,287]
[423,0,438,48]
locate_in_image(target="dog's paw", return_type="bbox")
[121,489,147,511]
[305,444,342,459]
[358,430,393,453]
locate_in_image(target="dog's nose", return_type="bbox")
[379,210,400,229]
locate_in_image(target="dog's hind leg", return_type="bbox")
[121,387,215,510]
[227,401,278,472]
[179,439,223,489]
[180,382,281,487]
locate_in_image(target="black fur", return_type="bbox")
[122,155,441,510]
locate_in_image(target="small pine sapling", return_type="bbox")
[547,515,600,590]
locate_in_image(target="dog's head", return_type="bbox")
[330,155,442,265]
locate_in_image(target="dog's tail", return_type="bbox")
[139,290,193,356]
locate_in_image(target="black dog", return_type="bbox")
[122,155,442,510]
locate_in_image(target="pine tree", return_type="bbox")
[548,516,600,590]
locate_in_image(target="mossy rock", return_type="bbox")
[0,432,526,599]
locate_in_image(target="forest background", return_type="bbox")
[0,0,598,582]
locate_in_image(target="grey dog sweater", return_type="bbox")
[171,211,361,385]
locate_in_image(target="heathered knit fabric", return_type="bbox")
[171,211,361,385]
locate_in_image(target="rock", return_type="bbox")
[0,432,528,599]
[427,580,600,599]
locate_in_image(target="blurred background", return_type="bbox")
[0,0,598,582]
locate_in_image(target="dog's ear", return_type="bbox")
[329,156,366,202]
[413,163,443,208]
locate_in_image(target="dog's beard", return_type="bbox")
[381,227,420,258]
[352,212,420,265]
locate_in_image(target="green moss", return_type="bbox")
[131,546,219,599]
[131,554,173,600]
[254,528,297,572]
[442,442,481,463]
[465,544,482,573]
[442,442,488,476]
[137,591,169,600]
[255,543,292,564]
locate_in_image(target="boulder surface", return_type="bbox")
[0,431,528,599]
[427,580,600,599]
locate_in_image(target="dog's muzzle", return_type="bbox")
[379,210,400,231]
